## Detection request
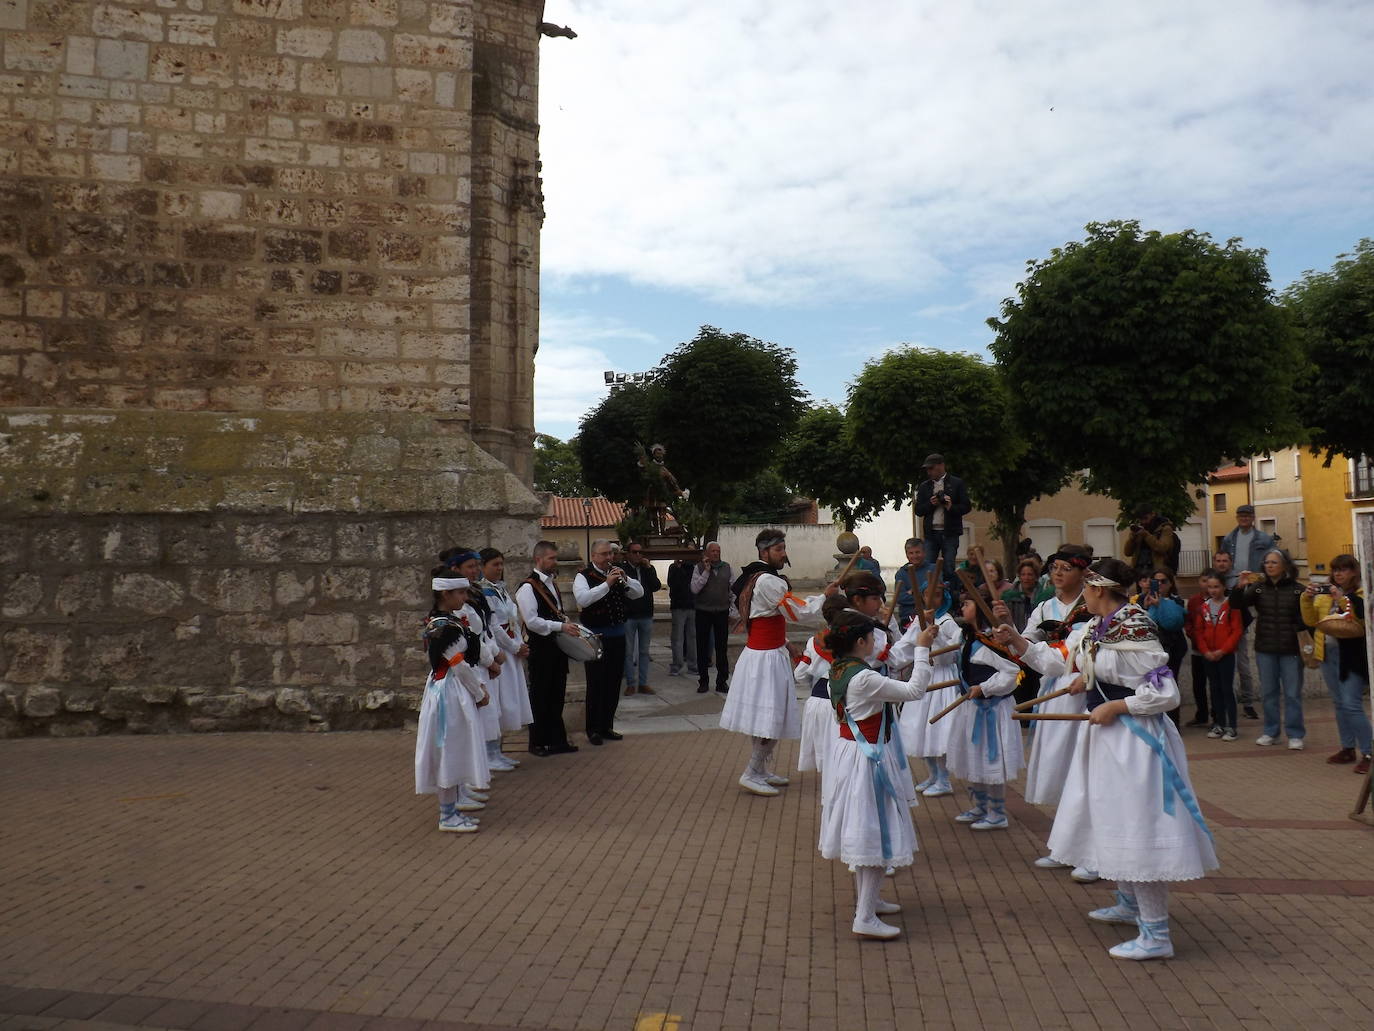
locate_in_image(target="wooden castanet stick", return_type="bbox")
[927,689,969,725]
[1014,685,1073,712]
[902,562,927,629]
[956,567,999,628]
[929,641,961,658]
[925,556,945,612]
[1012,712,1090,721]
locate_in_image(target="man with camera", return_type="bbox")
[573,539,644,745]
[1123,505,1181,574]
[913,453,970,592]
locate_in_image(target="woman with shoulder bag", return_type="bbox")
[1301,554,1370,774]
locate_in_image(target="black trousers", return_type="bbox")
[584,633,627,734]
[527,640,570,750]
[695,609,731,687]
[1188,653,1210,721]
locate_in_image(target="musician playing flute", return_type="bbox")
[996,557,1218,961]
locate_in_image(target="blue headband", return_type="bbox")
[447,550,481,568]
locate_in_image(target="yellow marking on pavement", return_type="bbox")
[636,1015,681,1031]
[117,793,188,802]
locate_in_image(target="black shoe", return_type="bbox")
[1185,717,1210,727]
[696,683,709,693]
[587,732,603,746]
[715,684,728,694]
[530,745,552,757]
[1243,707,1260,720]
[554,743,579,754]
[601,730,624,741]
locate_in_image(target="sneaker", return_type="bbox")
[1070,867,1100,883]
[954,807,987,824]
[1288,738,1304,751]
[971,813,1009,831]
[1222,729,1238,742]
[1108,920,1174,961]
[1033,856,1069,870]
[456,797,485,812]
[1327,747,1357,764]
[1256,734,1278,746]
[763,773,791,787]
[1355,754,1371,775]
[922,778,953,797]
[883,866,895,877]
[1088,891,1140,925]
[439,813,478,833]
[852,916,901,940]
[489,756,516,771]
[464,788,489,801]
[668,667,681,677]
[874,899,902,915]
[739,774,779,797]
[1206,726,1223,739]
[1243,706,1260,720]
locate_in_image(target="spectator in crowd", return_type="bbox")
[1220,504,1276,578]
[982,558,1014,599]
[1212,550,1260,719]
[1186,570,1243,741]
[1001,557,1050,632]
[914,453,971,591]
[693,541,734,694]
[620,541,661,695]
[1123,506,1181,574]
[854,545,882,577]
[1301,554,1370,774]
[666,551,699,678]
[893,538,936,630]
[573,539,644,745]
[1232,550,1307,749]
[1132,568,1187,724]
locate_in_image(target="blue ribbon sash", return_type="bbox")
[843,705,902,863]
[1119,713,1214,841]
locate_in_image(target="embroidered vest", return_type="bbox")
[578,565,628,629]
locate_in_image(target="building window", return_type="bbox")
[1293,452,1301,479]
[1255,455,1275,481]
[1212,493,1227,513]
[1298,515,1306,541]
[1260,517,1278,538]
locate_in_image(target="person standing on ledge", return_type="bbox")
[913,454,970,593]
[573,539,644,746]
[720,528,840,796]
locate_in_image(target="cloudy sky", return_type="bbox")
[533,0,1374,440]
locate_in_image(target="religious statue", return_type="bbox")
[635,442,689,535]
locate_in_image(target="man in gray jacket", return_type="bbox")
[692,541,734,694]
[1219,505,1275,720]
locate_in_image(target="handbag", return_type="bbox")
[1296,630,1321,669]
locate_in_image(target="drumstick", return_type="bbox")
[1014,685,1073,712]
[1012,712,1090,721]
[927,691,969,725]
[956,567,999,628]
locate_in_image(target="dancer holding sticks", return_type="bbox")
[995,557,1218,961]
[890,569,959,797]
[992,544,1097,880]
[819,609,938,939]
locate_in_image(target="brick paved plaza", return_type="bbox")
[3,640,1372,1031]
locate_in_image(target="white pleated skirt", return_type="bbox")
[1022,680,1087,805]
[1047,713,1219,882]
[798,695,834,772]
[899,660,959,757]
[495,656,534,731]
[820,734,919,869]
[414,673,490,793]
[719,646,801,740]
[945,696,1025,785]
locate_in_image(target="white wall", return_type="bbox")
[715,523,848,581]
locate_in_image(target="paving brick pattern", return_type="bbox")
[2,662,1372,1030]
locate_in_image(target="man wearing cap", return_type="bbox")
[1220,507,1273,721]
[913,454,971,592]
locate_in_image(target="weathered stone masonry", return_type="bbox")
[0,0,549,735]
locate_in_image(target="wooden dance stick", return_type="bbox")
[929,641,962,658]
[903,562,927,629]
[956,567,999,628]
[1012,712,1090,721]
[1013,685,1072,712]
[925,556,945,612]
[833,547,862,587]
[926,685,969,724]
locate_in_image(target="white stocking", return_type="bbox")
[854,865,883,922]
[1128,881,1170,922]
[747,738,770,777]
[438,786,457,806]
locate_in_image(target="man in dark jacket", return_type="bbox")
[621,541,661,695]
[666,552,699,677]
[913,453,971,591]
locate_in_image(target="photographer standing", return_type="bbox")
[913,454,971,592]
[1123,506,1181,575]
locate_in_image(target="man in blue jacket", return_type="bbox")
[913,454,970,591]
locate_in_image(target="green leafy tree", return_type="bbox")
[972,427,1075,572]
[989,221,1305,525]
[777,405,893,530]
[718,468,799,525]
[577,384,653,504]
[532,433,587,495]
[1282,238,1374,464]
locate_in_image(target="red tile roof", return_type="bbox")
[541,496,626,529]
[1210,464,1249,483]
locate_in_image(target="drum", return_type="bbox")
[557,624,603,662]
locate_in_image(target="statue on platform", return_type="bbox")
[636,442,688,535]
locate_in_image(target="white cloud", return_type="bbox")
[533,312,662,436]
[539,0,1374,306]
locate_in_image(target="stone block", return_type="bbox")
[99,523,161,563]
[96,39,149,80]
[274,686,311,713]
[189,568,272,612]
[273,570,314,606]
[5,34,65,72]
[111,572,185,614]
[168,15,218,47]
[286,611,359,644]
[239,55,297,91]
[49,717,104,737]
[141,684,179,704]
[99,685,148,718]
[318,567,371,601]
[278,26,334,58]
[233,0,303,20]
[1,573,44,617]
[218,613,288,645]
[22,685,62,717]
[363,689,394,709]
[337,29,385,63]
[352,0,397,27]
[92,5,165,43]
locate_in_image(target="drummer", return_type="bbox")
[515,540,584,757]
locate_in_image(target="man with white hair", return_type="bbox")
[574,538,644,745]
[692,541,734,694]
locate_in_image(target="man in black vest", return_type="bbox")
[514,540,582,757]
[573,538,644,745]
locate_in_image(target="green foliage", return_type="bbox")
[532,433,587,495]
[648,326,808,516]
[717,468,799,525]
[614,508,652,546]
[988,220,1306,525]
[972,422,1075,571]
[778,405,893,529]
[670,497,715,545]
[1282,238,1374,464]
[577,384,653,504]
[847,346,1019,493]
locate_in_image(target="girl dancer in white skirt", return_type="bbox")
[480,548,535,745]
[795,595,851,774]
[415,569,493,833]
[945,598,1025,831]
[890,590,960,797]
[442,547,514,777]
[997,557,1219,960]
[820,610,937,939]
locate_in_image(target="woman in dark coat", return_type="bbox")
[1231,550,1307,749]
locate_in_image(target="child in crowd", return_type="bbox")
[1186,570,1242,741]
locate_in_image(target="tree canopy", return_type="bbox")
[532,433,587,495]
[576,383,652,505]
[1282,238,1374,464]
[989,220,1306,524]
[778,404,895,530]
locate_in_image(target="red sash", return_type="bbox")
[839,712,885,743]
[746,614,787,650]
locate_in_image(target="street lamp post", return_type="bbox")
[582,497,593,563]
